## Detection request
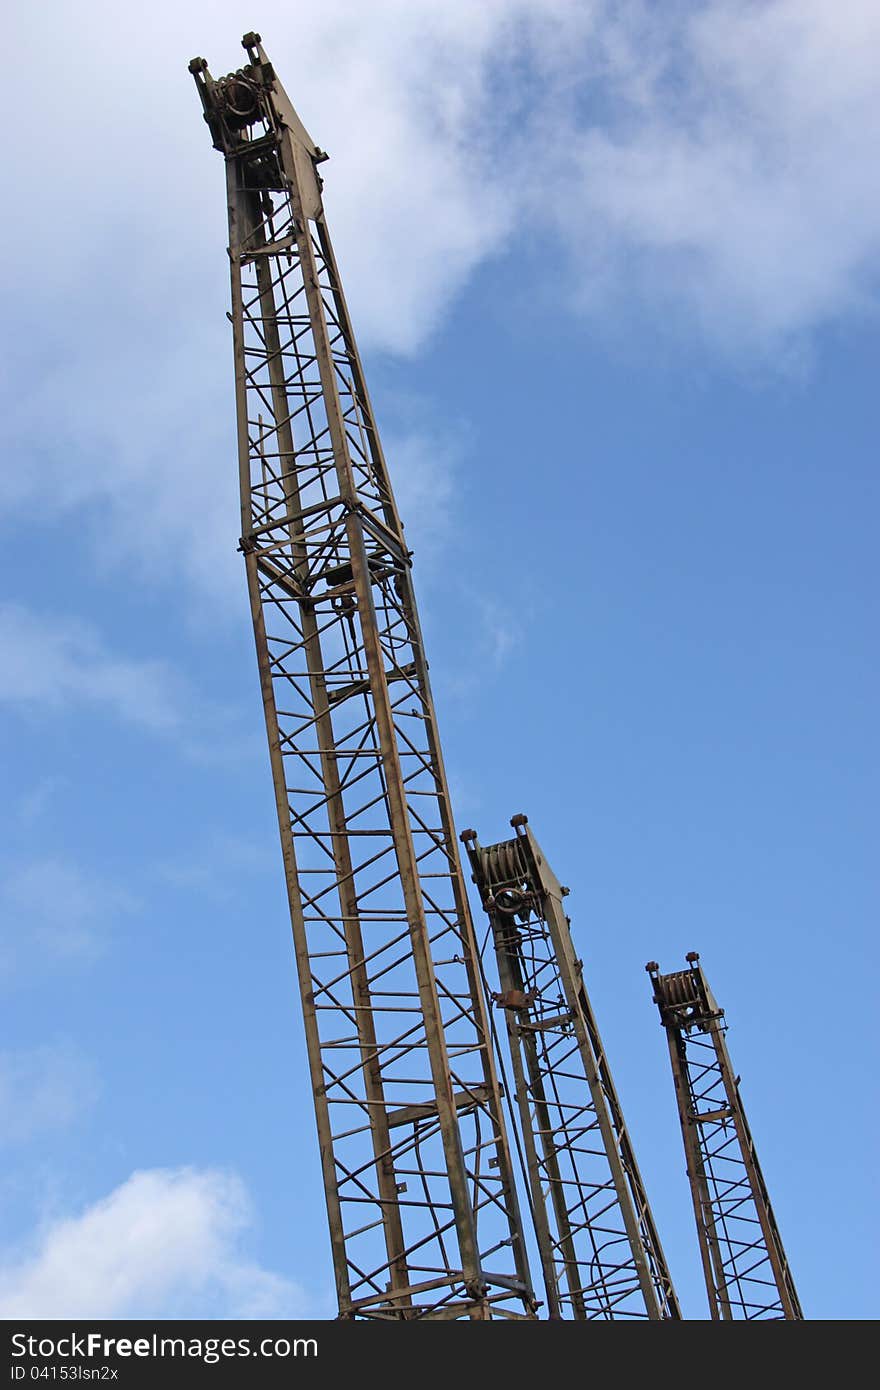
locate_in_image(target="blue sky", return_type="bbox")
[1,0,877,1319]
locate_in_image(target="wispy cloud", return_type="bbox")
[385,428,461,568]
[15,778,66,828]
[0,603,250,764]
[0,603,188,733]
[0,857,138,978]
[0,1046,99,1148]
[477,597,523,668]
[155,834,274,900]
[0,1167,306,1318]
[435,593,525,704]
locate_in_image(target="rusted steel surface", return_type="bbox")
[465,817,680,1319]
[647,954,803,1319]
[191,34,535,1321]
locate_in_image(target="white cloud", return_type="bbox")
[479,597,522,668]
[0,603,188,732]
[0,604,248,763]
[1,1,533,603]
[2,1,551,351]
[155,834,273,899]
[16,777,65,827]
[430,591,525,706]
[0,1167,304,1319]
[2,0,879,608]
[6,1,878,357]
[551,1,880,356]
[385,429,460,567]
[0,1046,99,1147]
[0,857,137,976]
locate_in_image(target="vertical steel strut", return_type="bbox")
[190,34,535,1320]
[463,816,680,1319]
[647,953,802,1320]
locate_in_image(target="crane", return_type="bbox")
[190,33,535,1321]
[647,953,802,1319]
[464,816,680,1319]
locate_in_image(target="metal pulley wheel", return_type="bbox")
[222,75,260,126]
[494,887,524,915]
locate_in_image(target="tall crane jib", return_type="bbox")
[646,954,803,1320]
[190,34,536,1320]
[463,816,681,1320]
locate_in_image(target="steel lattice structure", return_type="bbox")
[647,954,802,1320]
[463,816,680,1319]
[190,34,536,1320]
